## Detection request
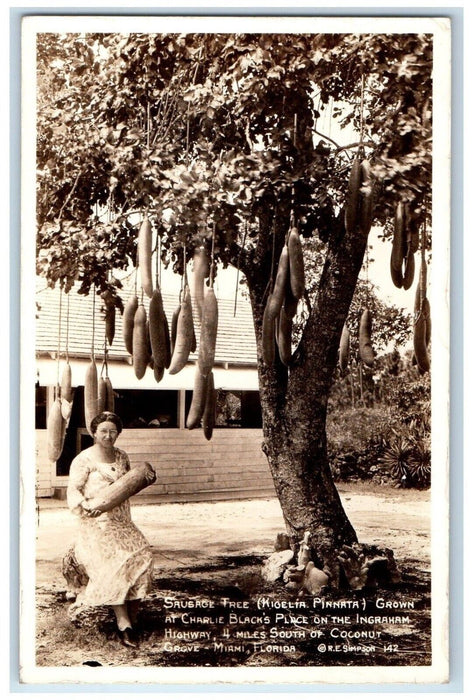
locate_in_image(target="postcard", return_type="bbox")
[19,13,451,687]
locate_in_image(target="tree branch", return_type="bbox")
[335,141,376,155]
[57,171,82,223]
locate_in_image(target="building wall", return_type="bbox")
[36,428,276,503]
[36,430,54,497]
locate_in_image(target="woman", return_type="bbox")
[66,411,153,648]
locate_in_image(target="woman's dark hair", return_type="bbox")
[90,412,123,435]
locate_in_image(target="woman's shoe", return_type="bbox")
[117,627,138,649]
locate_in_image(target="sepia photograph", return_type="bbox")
[18,13,451,686]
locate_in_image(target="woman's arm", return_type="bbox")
[66,454,91,515]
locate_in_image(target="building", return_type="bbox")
[35,280,276,502]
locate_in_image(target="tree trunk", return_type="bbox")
[262,412,358,570]
[244,209,370,579]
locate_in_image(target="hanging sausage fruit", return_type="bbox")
[84,355,99,436]
[287,229,305,302]
[344,154,376,238]
[198,286,219,378]
[149,286,171,383]
[188,226,218,428]
[359,159,374,236]
[97,375,108,414]
[192,246,209,322]
[97,367,115,413]
[104,376,115,413]
[338,323,350,372]
[402,204,417,291]
[276,306,293,367]
[168,284,195,375]
[413,248,431,374]
[358,308,375,367]
[47,397,66,462]
[186,369,209,430]
[390,202,406,289]
[202,371,216,441]
[344,157,362,236]
[132,303,151,380]
[390,202,416,290]
[60,359,73,422]
[101,290,116,346]
[170,303,180,357]
[61,361,72,405]
[123,293,139,356]
[137,216,153,298]
[262,243,290,366]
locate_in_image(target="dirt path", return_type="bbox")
[33,484,431,670]
[37,484,430,584]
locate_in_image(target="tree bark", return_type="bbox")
[245,210,369,577]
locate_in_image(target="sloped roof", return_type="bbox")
[35,279,258,367]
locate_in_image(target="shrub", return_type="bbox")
[327,407,393,482]
[378,430,431,488]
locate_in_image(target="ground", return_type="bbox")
[34,483,431,669]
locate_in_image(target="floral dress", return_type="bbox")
[66,446,153,607]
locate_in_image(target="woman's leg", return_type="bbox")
[128,599,141,627]
[112,603,132,631]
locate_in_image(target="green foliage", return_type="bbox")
[36,32,432,295]
[378,357,431,487]
[327,406,391,481]
[327,349,431,487]
[378,431,430,489]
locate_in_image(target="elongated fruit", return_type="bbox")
[132,305,150,380]
[202,371,216,441]
[105,376,115,412]
[402,249,415,290]
[287,229,305,300]
[424,297,431,348]
[404,203,419,254]
[84,358,99,436]
[390,202,405,288]
[186,369,209,429]
[102,291,115,346]
[97,377,107,414]
[138,217,153,297]
[60,362,73,421]
[123,295,138,355]
[193,247,209,322]
[198,287,219,377]
[168,285,195,375]
[266,246,289,319]
[339,323,350,372]
[149,288,168,380]
[344,157,362,235]
[359,309,375,367]
[86,462,156,513]
[277,306,292,366]
[61,362,72,403]
[283,281,299,320]
[170,305,180,356]
[163,310,171,369]
[414,297,430,373]
[414,258,428,317]
[360,159,374,237]
[48,398,66,462]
